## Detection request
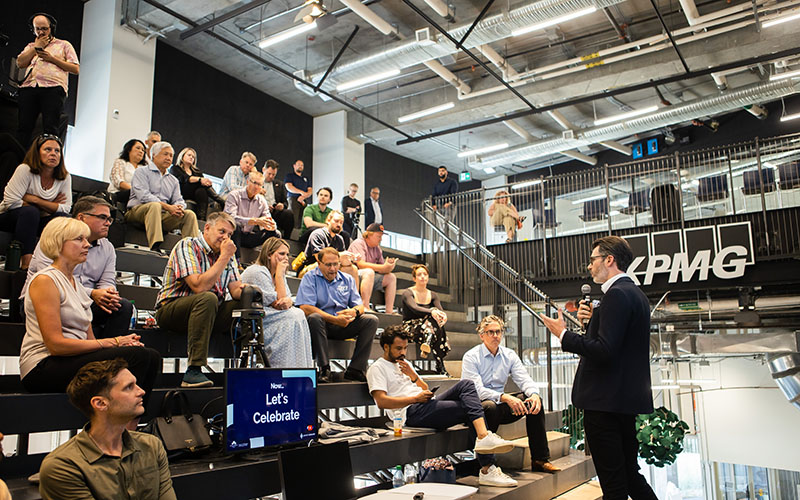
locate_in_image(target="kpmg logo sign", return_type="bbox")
[623,222,754,285]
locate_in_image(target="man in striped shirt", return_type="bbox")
[154,212,245,387]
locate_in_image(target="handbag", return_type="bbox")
[147,390,213,454]
[418,458,456,484]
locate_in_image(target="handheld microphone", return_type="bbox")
[580,283,592,329]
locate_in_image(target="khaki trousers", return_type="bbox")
[125,202,199,248]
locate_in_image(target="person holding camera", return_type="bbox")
[341,183,361,244]
[15,13,79,148]
[461,315,560,487]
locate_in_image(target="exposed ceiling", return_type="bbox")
[124,0,800,180]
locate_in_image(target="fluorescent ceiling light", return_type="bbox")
[571,194,606,205]
[594,105,659,126]
[258,22,317,49]
[512,7,597,37]
[770,69,800,81]
[398,102,455,123]
[762,9,800,28]
[780,112,800,122]
[676,379,716,385]
[511,179,542,190]
[483,167,496,174]
[457,143,509,158]
[337,69,401,92]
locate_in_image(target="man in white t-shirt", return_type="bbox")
[366,325,517,482]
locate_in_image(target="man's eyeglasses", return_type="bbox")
[588,254,607,265]
[320,261,340,268]
[83,213,114,224]
[482,329,503,337]
[249,180,264,187]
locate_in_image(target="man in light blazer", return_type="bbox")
[539,236,656,500]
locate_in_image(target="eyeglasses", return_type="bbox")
[588,254,607,265]
[34,27,51,32]
[83,213,114,224]
[482,329,503,337]
[249,180,264,187]
[320,261,340,268]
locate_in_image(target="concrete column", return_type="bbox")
[313,110,365,228]
[67,0,156,182]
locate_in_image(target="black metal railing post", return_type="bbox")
[754,136,770,252]
[545,302,553,411]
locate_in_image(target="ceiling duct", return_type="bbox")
[475,78,800,167]
[768,353,800,410]
[307,0,625,91]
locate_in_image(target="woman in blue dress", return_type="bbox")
[241,237,313,368]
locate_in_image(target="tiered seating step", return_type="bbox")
[553,480,603,500]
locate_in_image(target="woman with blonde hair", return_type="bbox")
[240,237,313,368]
[400,263,450,374]
[18,217,161,394]
[170,147,223,219]
[487,190,525,243]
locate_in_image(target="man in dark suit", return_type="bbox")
[263,160,294,238]
[539,236,656,500]
[364,186,383,228]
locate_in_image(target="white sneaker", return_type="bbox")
[479,465,518,487]
[474,431,515,454]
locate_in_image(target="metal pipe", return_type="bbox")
[314,25,360,92]
[338,0,398,35]
[180,0,271,40]
[423,60,471,94]
[647,0,691,73]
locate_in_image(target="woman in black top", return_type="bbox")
[169,147,223,220]
[400,263,450,374]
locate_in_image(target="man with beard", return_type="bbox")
[299,187,332,248]
[431,166,458,222]
[366,325,516,470]
[301,211,359,288]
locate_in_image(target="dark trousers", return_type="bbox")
[481,395,550,468]
[0,207,69,255]
[406,379,493,466]
[306,312,377,373]
[17,86,66,148]
[272,207,295,239]
[91,298,134,339]
[232,227,277,257]
[289,197,305,229]
[22,346,162,405]
[583,410,658,500]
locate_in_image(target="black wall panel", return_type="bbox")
[151,41,313,181]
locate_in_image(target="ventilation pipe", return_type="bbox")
[422,0,454,20]
[548,109,630,156]
[478,45,521,81]
[768,353,800,411]
[504,119,597,164]
[423,59,471,94]
[338,0,398,36]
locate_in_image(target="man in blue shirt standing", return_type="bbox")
[461,315,560,486]
[296,247,377,383]
[284,160,313,231]
[431,166,458,222]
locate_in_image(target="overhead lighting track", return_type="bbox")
[770,69,800,81]
[457,143,509,157]
[398,102,455,123]
[511,6,597,37]
[761,8,800,27]
[336,69,401,91]
[257,22,317,49]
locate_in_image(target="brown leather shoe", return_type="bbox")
[532,460,561,473]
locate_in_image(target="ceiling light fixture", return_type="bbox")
[258,22,317,49]
[295,0,328,23]
[594,105,659,126]
[398,102,455,123]
[457,143,509,158]
[511,179,542,190]
[511,7,597,37]
[762,9,800,28]
[483,167,496,174]
[780,111,800,122]
[651,384,680,390]
[770,69,800,81]
[336,69,401,92]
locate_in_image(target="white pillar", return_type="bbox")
[313,111,365,226]
[67,0,156,182]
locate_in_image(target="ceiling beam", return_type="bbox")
[179,0,271,40]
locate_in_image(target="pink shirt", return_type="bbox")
[18,38,79,93]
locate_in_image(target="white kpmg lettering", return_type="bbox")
[668,250,711,283]
[712,245,747,279]
[633,245,749,284]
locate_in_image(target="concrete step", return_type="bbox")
[496,411,564,437]
[553,481,602,500]
[495,431,571,471]
[458,450,596,500]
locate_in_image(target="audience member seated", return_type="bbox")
[240,237,313,368]
[126,141,199,252]
[262,159,294,239]
[224,171,277,259]
[24,196,133,338]
[299,187,333,248]
[108,138,147,207]
[154,212,244,387]
[301,211,360,284]
[18,217,161,395]
[0,134,72,269]
[39,359,176,500]
[348,223,398,314]
[462,315,560,486]
[296,247,377,383]
[284,160,312,230]
[366,326,516,471]
[341,183,361,243]
[400,264,450,374]
[488,190,524,243]
[218,151,256,200]
[364,186,383,227]
[170,147,224,220]
[143,130,161,161]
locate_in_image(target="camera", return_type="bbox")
[232,285,270,368]
[346,209,361,223]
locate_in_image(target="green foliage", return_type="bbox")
[635,406,690,467]
[560,404,585,451]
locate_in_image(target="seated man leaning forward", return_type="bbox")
[39,359,176,500]
[367,326,516,464]
[462,315,561,488]
[224,170,278,258]
[155,212,245,387]
[348,223,398,314]
[126,141,198,252]
[295,247,377,383]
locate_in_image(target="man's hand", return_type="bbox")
[34,35,52,50]
[413,390,434,404]
[577,300,593,324]
[91,287,121,314]
[538,308,567,339]
[443,202,453,208]
[164,204,181,217]
[525,394,542,415]
[329,313,352,327]
[501,393,527,416]
[275,202,285,211]
[37,50,57,64]
[220,237,237,260]
[337,308,357,322]
[262,218,276,231]
[397,359,416,379]
[201,178,212,187]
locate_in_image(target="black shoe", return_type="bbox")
[318,367,333,383]
[343,368,366,382]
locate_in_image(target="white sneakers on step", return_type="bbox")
[479,465,518,487]
[473,431,515,454]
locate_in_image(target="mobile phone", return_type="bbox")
[429,386,439,393]
[35,47,45,52]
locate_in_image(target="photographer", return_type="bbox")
[341,183,361,244]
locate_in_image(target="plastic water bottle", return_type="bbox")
[404,463,416,484]
[392,465,404,488]
[130,300,137,330]
[393,415,403,437]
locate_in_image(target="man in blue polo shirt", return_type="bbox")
[296,246,377,383]
[284,160,312,230]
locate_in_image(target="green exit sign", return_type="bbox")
[459,171,472,182]
[678,301,701,311]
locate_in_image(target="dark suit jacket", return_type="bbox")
[269,180,288,207]
[364,198,383,227]
[560,276,653,415]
